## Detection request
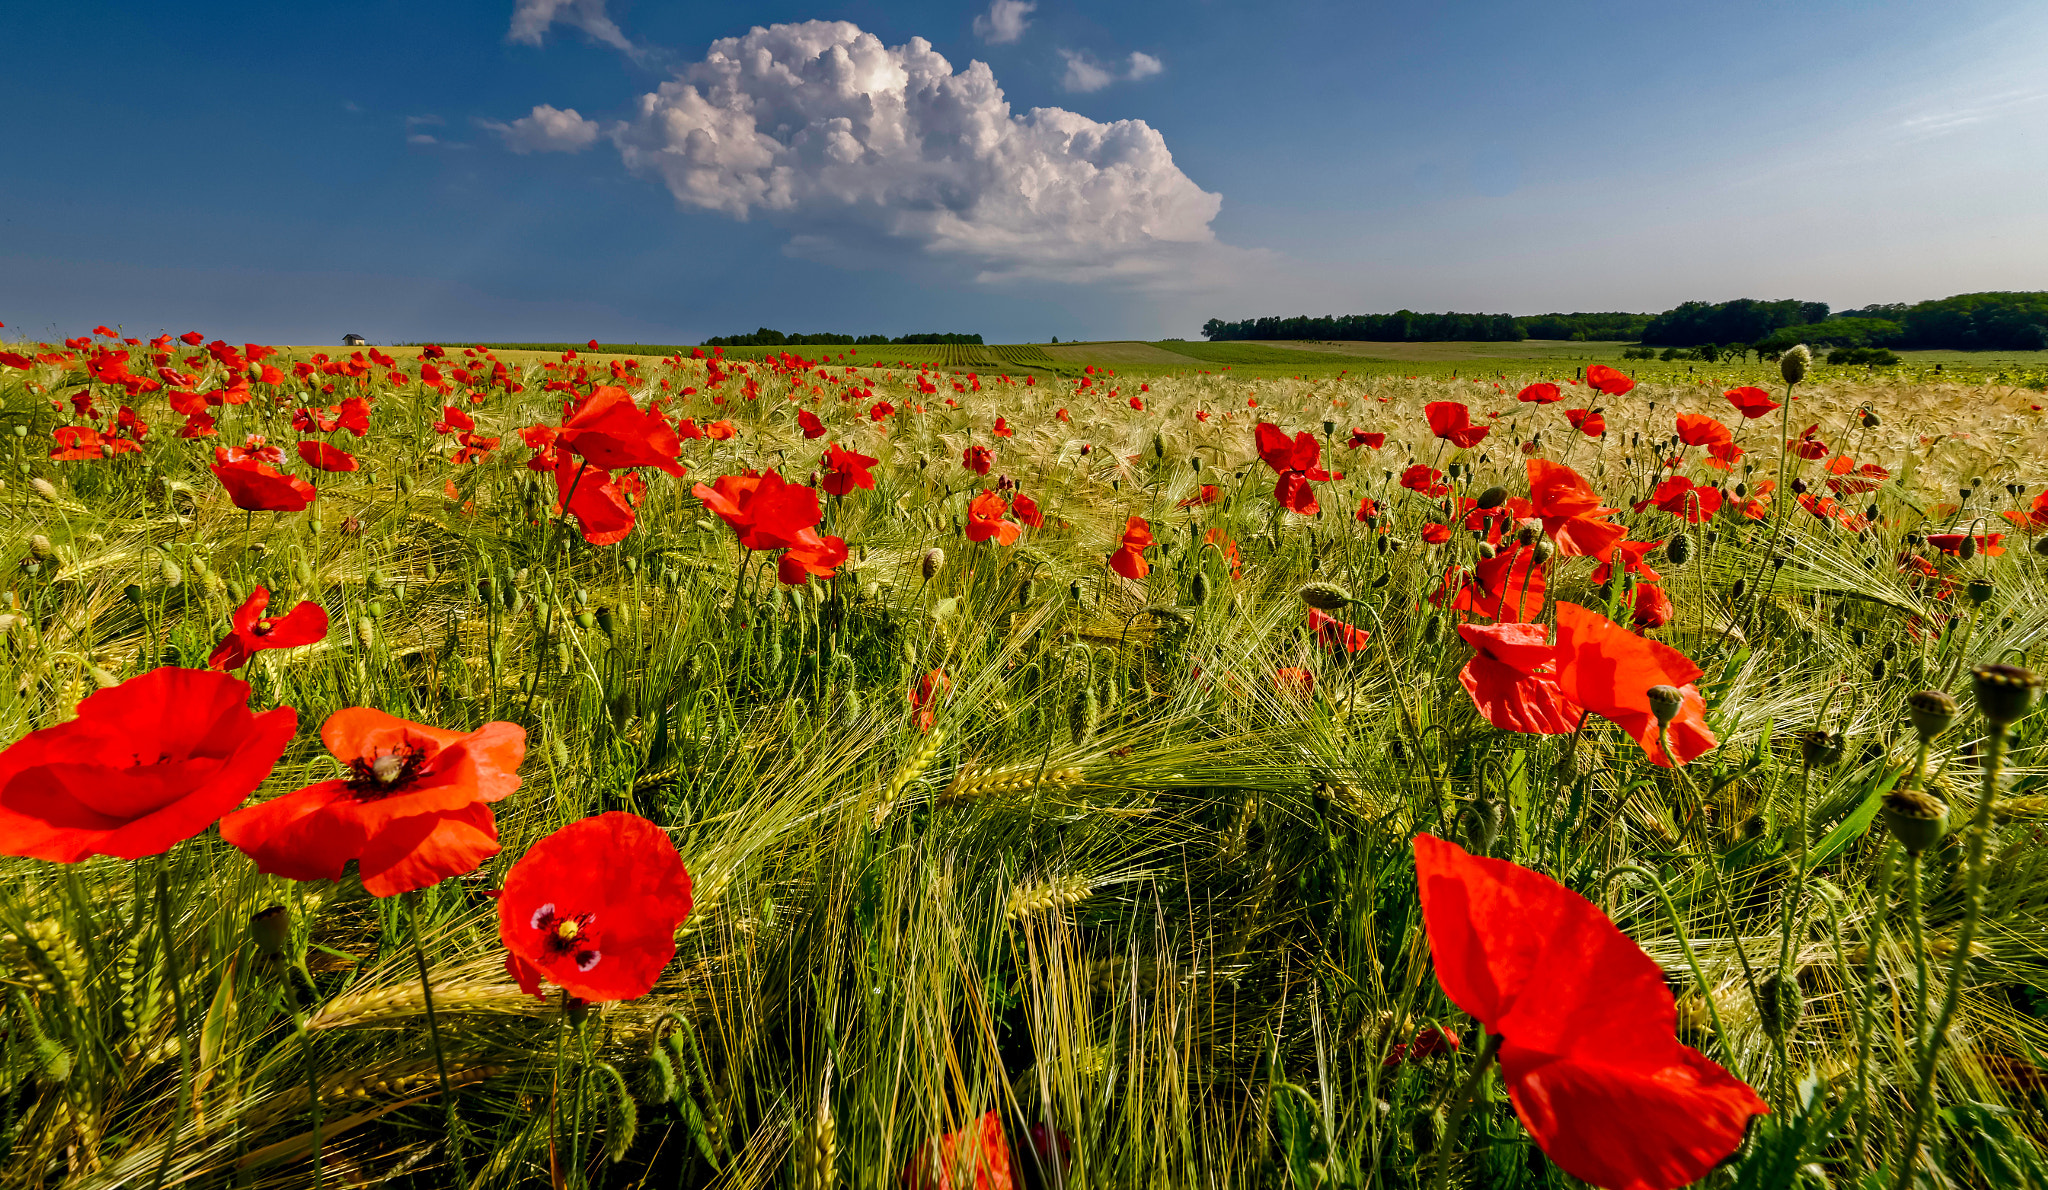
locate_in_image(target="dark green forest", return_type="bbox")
[700,328,984,347]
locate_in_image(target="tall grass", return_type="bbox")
[2,342,2047,1187]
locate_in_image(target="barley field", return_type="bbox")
[3,332,2048,1189]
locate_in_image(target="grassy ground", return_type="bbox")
[4,335,2048,1188]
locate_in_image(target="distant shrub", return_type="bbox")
[1827,346,1902,366]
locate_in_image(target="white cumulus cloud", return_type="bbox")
[972,0,1036,45]
[482,104,603,153]
[1059,49,1164,93]
[594,21,1220,284]
[507,0,632,52]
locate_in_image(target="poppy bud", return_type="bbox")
[1861,408,1880,428]
[2036,536,2048,559]
[1646,685,1683,729]
[1959,536,1977,561]
[1299,582,1353,611]
[249,905,291,958]
[1514,519,1543,547]
[1757,974,1801,1035]
[1530,537,1555,565]
[1476,541,1497,560]
[1780,344,1810,386]
[1190,571,1210,604]
[596,606,616,636]
[1790,478,1807,495]
[30,477,59,501]
[922,548,945,581]
[28,534,53,561]
[1797,729,1844,767]
[1476,485,1507,510]
[1666,534,1692,565]
[1971,663,2041,726]
[1881,787,1948,855]
[1191,455,1202,474]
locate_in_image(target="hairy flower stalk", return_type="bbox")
[1894,664,2040,1186]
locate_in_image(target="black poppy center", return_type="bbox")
[530,902,602,973]
[346,746,428,797]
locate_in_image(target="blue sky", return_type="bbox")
[3,0,2044,344]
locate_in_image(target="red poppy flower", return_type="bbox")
[1924,532,2004,556]
[909,668,951,732]
[1384,1025,1462,1066]
[1254,422,1329,513]
[1552,602,1716,767]
[558,386,686,477]
[1585,364,1636,396]
[1457,622,1582,734]
[902,1110,1013,1190]
[1524,460,1625,559]
[1012,492,1043,528]
[1274,667,1315,698]
[966,490,1021,545]
[962,444,993,475]
[776,530,848,585]
[1643,476,1723,523]
[1347,428,1386,450]
[1442,545,1546,622]
[1401,464,1450,499]
[2003,489,2048,531]
[1201,527,1243,580]
[1516,382,1562,405]
[992,416,1013,437]
[1788,425,1828,460]
[433,405,475,435]
[1424,401,1490,448]
[296,440,359,472]
[1704,441,1744,471]
[1590,540,1663,586]
[820,443,878,495]
[208,587,328,671]
[1632,582,1675,628]
[1724,386,1779,419]
[1422,522,1453,545]
[219,709,525,897]
[797,409,826,439]
[1564,408,1605,437]
[212,448,316,512]
[1674,413,1731,447]
[556,455,636,546]
[499,812,691,1002]
[1355,495,1379,521]
[694,471,819,551]
[1414,833,1765,1190]
[1308,608,1370,653]
[1110,516,1153,579]
[0,668,296,862]
[1178,483,1221,508]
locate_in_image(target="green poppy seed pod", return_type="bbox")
[1299,581,1353,611]
[1971,663,2041,726]
[123,583,145,608]
[1322,419,1336,438]
[1647,684,1683,729]
[1666,534,1693,566]
[575,610,597,632]
[1757,974,1801,1036]
[922,548,945,581]
[248,905,291,958]
[1797,729,1844,767]
[1780,344,1811,386]
[1966,579,1994,605]
[1881,787,1948,855]
[1476,485,1508,510]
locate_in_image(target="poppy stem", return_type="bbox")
[145,859,192,1190]
[1427,1031,1503,1190]
[1851,843,1899,1165]
[406,891,467,1185]
[1893,721,2006,1187]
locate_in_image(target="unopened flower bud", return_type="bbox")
[249,905,291,958]
[1647,684,1683,728]
[1475,485,1507,510]
[1972,663,2041,726]
[1881,787,1948,855]
[1514,518,1543,547]
[1298,581,1353,611]
[1666,534,1692,565]
[1780,344,1811,386]
[921,548,945,581]
[1797,729,1844,767]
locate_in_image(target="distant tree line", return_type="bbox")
[701,328,983,347]
[1641,293,2048,352]
[1199,292,2046,351]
